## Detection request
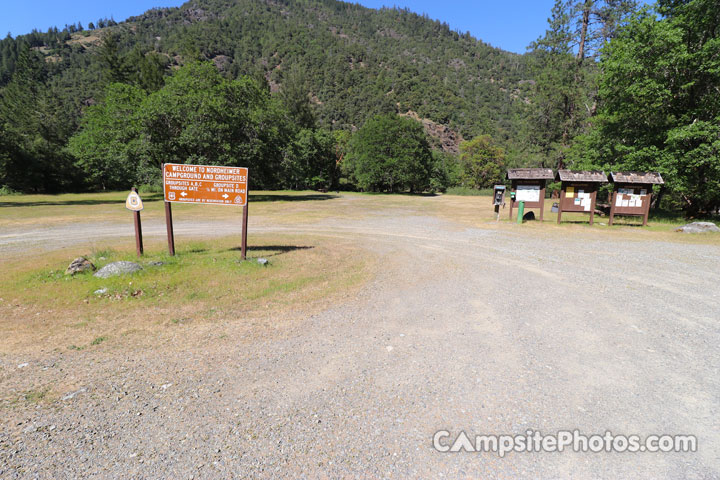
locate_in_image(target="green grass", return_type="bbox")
[90,335,108,346]
[246,276,315,301]
[24,388,49,403]
[17,243,273,308]
[0,233,371,353]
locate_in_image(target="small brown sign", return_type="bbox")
[163,163,248,206]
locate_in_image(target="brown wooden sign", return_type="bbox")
[162,163,250,259]
[163,163,248,206]
[507,168,554,222]
[608,172,664,226]
[555,170,608,225]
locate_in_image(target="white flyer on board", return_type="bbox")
[516,185,540,202]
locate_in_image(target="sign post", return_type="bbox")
[162,163,249,257]
[555,170,608,225]
[241,200,249,260]
[165,200,175,256]
[506,168,554,222]
[608,172,664,227]
[125,188,144,256]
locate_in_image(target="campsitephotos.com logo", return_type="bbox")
[433,430,697,457]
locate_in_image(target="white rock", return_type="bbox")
[676,222,720,233]
[62,388,87,401]
[94,261,143,278]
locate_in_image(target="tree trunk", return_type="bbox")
[576,0,593,66]
[652,185,665,211]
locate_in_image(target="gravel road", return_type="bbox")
[1,203,719,478]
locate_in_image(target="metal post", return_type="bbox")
[517,201,525,224]
[165,201,175,256]
[131,187,143,256]
[509,186,515,219]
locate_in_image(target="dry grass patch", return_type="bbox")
[427,194,720,246]
[0,191,371,228]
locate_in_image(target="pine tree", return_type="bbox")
[527,0,638,169]
[98,33,127,84]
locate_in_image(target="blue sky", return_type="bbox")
[1,0,563,54]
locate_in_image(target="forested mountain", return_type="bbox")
[1,0,718,215]
[0,0,532,144]
[139,0,532,137]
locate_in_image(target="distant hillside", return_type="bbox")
[0,0,534,144]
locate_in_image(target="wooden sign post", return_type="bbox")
[507,168,554,222]
[555,170,608,225]
[165,201,175,256]
[125,188,144,256]
[608,172,664,226]
[162,163,249,258]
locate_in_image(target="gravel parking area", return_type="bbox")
[1,202,719,478]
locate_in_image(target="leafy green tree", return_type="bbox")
[68,62,295,189]
[429,150,462,193]
[458,135,505,189]
[282,128,336,189]
[332,129,352,191]
[345,114,432,192]
[138,62,293,188]
[593,0,720,215]
[68,83,146,190]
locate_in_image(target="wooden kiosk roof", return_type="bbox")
[556,170,608,182]
[610,172,664,184]
[506,168,554,180]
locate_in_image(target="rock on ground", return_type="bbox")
[93,261,143,278]
[676,221,720,233]
[65,257,95,275]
